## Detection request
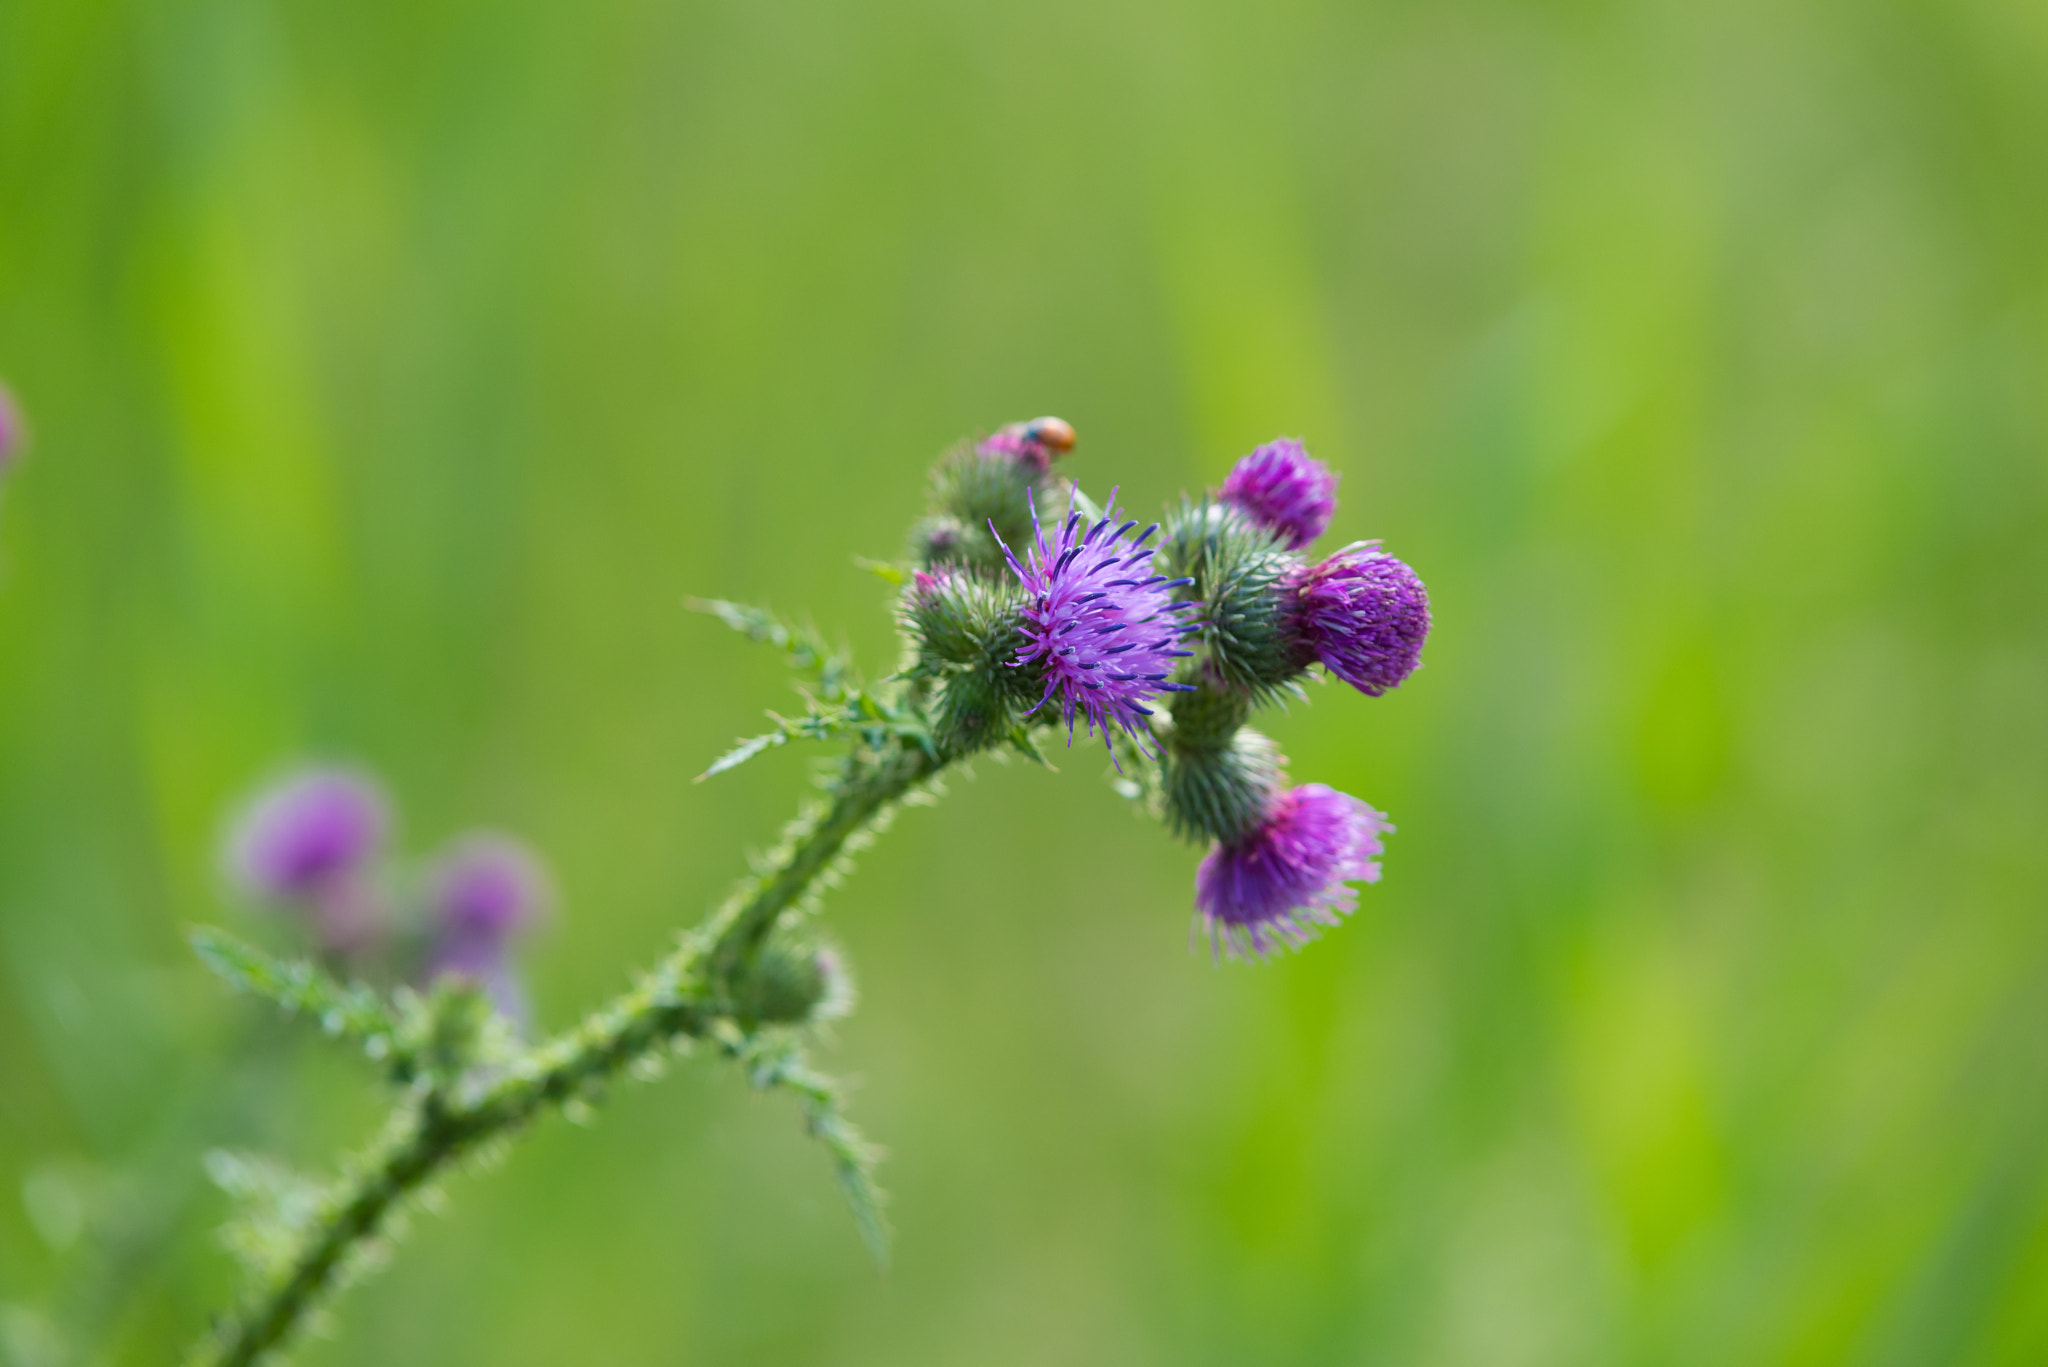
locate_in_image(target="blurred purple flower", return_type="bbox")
[1219,438,1337,551]
[996,490,1200,751]
[229,768,388,900]
[1194,783,1390,959]
[226,767,391,954]
[424,834,550,1017]
[1287,542,1430,696]
[0,382,23,474]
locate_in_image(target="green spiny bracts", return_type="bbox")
[908,513,977,570]
[900,568,1038,754]
[729,934,852,1026]
[1163,668,1251,751]
[1161,725,1284,845]
[927,440,1059,573]
[1159,673,1277,843]
[1161,500,1308,698]
[900,568,1023,668]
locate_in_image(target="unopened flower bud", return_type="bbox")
[1286,543,1430,696]
[1160,500,1308,698]
[732,936,854,1026]
[1219,438,1337,551]
[900,568,1020,667]
[1163,724,1284,845]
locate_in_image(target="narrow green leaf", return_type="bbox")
[696,730,791,782]
[189,927,401,1058]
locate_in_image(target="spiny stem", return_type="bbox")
[190,741,943,1367]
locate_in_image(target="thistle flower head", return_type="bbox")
[996,490,1200,751]
[977,415,1076,475]
[1288,542,1430,696]
[228,768,389,900]
[426,834,550,972]
[1194,783,1390,958]
[1219,438,1336,551]
[0,382,22,473]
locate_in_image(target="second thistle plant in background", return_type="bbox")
[178,416,1430,1364]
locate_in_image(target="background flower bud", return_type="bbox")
[225,767,392,955]
[228,768,388,901]
[424,833,551,1022]
[0,381,23,475]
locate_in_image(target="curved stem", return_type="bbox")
[190,741,942,1367]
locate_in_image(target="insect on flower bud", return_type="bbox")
[1285,542,1430,696]
[978,415,1076,472]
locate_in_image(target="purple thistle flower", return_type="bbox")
[0,382,23,474]
[1194,783,1390,959]
[226,767,391,955]
[425,834,549,972]
[977,415,1076,475]
[424,834,550,1023]
[1287,542,1430,696]
[994,489,1201,751]
[1219,438,1337,551]
[229,768,389,901]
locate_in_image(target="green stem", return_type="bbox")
[190,742,942,1367]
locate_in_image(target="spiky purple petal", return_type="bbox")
[1288,542,1430,696]
[1195,784,1389,959]
[1219,438,1337,550]
[996,489,1200,751]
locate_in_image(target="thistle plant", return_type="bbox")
[177,418,1431,1363]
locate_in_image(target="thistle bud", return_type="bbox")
[900,568,1021,668]
[1159,500,1308,699]
[908,513,977,570]
[732,936,854,1026]
[1163,724,1284,845]
[1285,542,1430,696]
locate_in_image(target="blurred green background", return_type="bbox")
[4,0,2048,1360]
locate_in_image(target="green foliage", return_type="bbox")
[189,929,405,1070]
[724,1033,889,1265]
[689,600,935,777]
